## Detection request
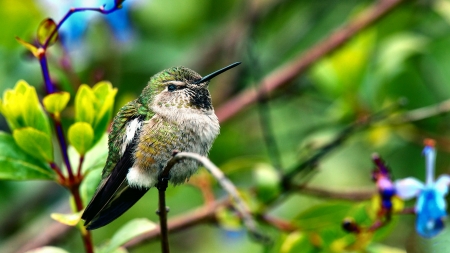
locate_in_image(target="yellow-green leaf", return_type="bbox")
[15,36,40,58]
[68,122,94,155]
[22,84,52,136]
[51,211,82,226]
[13,127,53,162]
[43,92,70,114]
[75,85,96,124]
[0,80,51,136]
[37,18,58,47]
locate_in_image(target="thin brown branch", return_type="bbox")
[295,185,375,201]
[216,0,406,123]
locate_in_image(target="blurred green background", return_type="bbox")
[3,0,450,252]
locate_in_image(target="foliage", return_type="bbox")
[3,0,450,253]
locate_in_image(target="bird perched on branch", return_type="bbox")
[82,62,241,230]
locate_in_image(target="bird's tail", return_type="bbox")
[82,179,149,230]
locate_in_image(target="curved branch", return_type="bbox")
[164,152,268,242]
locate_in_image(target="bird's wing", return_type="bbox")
[82,101,153,230]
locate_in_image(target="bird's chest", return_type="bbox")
[141,109,219,155]
[170,110,220,154]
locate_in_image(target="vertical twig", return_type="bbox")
[77,156,85,177]
[156,177,170,253]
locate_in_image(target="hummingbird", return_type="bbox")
[82,62,241,230]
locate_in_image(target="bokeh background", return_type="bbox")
[2,0,450,252]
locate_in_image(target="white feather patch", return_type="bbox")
[127,167,155,188]
[121,118,142,155]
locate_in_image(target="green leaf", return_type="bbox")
[15,36,40,58]
[25,246,69,253]
[0,131,54,180]
[75,84,96,124]
[98,218,156,253]
[92,81,117,143]
[68,122,94,155]
[37,18,58,47]
[13,127,53,162]
[43,92,70,114]
[51,211,82,226]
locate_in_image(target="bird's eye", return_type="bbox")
[168,84,176,92]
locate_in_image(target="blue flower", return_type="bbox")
[395,140,450,238]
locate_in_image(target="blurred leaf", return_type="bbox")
[37,18,58,47]
[311,30,376,97]
[280,231,317,253]
[25,246,69,253]
[75,84,96,125]
[68,122,94,155]
[0,131,54,180]
[254,163,281,203]
[51,211,82,226]
[13,127,53,162]
[294,202,381,251]
[43,92,70,115]
[80,168,102,206]
[376,33,428,79]
[367,243,407,253]
[98,218,156,253]
[294,202,353,231]
[15,36,39,58]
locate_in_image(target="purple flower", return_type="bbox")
[395,140,450,238]
[372,154,396,210]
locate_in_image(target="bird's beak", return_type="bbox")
[194,62,241,84]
